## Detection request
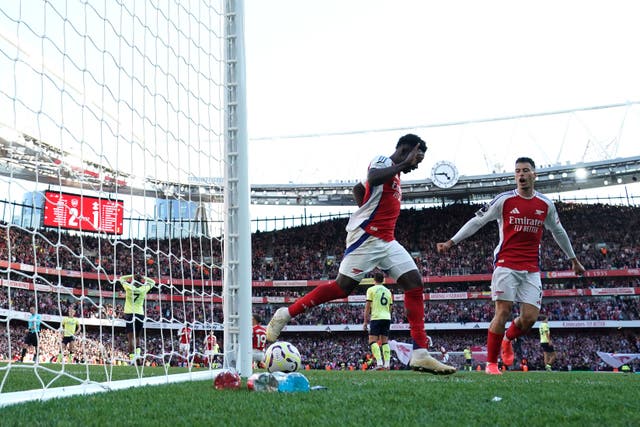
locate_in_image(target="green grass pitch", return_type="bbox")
[1,366,638,426]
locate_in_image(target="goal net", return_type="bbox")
[0,0,251,406]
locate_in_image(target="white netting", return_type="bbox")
[0,0,228,403]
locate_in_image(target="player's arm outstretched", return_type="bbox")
[436,202,499,253]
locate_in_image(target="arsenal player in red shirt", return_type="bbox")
[437,157,585,374]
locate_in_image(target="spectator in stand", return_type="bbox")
[266,134,455,375]
[3,201,640,281]
[363,271,393,370]
[437,157,585,375]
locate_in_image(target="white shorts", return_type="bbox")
[205,350,218,357]
[179,343,190,353]
[339,232,417,282]
[491,267,542,308]
[253,350,265,362]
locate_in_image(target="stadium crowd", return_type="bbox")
[3,323,636,373]
[1,203,639,283]
[4,286,637,327]
[1,202,639,370]
[0,325,220,367]
[276,296,640,325]
[253,203,640,279]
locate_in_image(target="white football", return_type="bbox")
[264,341,302,373]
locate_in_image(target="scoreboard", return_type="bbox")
[43,191,124,235]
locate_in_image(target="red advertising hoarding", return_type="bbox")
[43,191,124,235]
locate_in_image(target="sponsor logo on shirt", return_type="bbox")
[510,207,520,214]
[508,216,543,233]
[476,204,490,217]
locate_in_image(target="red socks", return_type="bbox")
[487,330,504,363]
[487,321,525,363]
[404,288,429,349]
[505,321,525,341]
[288,281,347,317]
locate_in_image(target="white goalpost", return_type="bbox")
[0,0,251,406]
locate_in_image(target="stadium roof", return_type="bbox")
[2,129,639,206]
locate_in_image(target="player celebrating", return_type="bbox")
[252,314,267,368]
[437,157,585,375]
[178,323,192,359]
[204,331,220,367]
[267,134,455,375]
[363,271,393,370]
[118,274,156,363]
[60,307,80,363]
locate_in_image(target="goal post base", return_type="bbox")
[0,369,221,408]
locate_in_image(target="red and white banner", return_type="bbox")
[596,352,640,368]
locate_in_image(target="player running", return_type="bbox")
[437,157,585,375]
[266,134,455,375]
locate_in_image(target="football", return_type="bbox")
[264,341,302,373]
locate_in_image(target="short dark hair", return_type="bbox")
[397,134,427,152]
[253,314,261,323]
[515,157,536,169]
[373,271,385,284]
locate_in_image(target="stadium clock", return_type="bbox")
[430,161,460,189]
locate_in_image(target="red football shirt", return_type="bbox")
[179,327,192,344]
[252,324,267,351]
